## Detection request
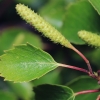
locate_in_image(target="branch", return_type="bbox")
[72,46,93,74]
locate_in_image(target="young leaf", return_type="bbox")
[0,43,58,82]
[34,84,75,100]
[88,0,100,15]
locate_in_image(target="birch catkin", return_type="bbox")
[78,30,100,47]
[15,4,73,49]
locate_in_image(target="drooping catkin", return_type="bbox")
[15,4,73,49]
[78,30,100,47]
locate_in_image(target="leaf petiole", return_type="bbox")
[58,63,89,74]
[75,89,100,96]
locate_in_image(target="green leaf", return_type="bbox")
[39,0,76,30]
[33,70,61,86]
[34,84,75,100]
[0,78,33,99]
[0,43,58,82]
[62,0,100,44]
[86,49,100,68]
[7,82,33,100]
[0,91,17,100]
[15,0,33,5]
[39,0,65,30]
[0,27,42,55]
[67,76,100,100]
[89,0,100,15]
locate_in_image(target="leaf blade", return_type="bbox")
[62,0,100,44]
[67,76,100,100]
[7,82,33,100]
[89,0,100,15]
[0,91,17,100]
[0,27,43,55]
[34,84,75,100]
[0,43,58,82]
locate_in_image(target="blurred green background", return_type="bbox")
[0,0,100,100]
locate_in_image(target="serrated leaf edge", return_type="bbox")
[0,43,58,82]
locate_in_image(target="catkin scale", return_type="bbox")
[78,30,100,47]
[15,4,73,49]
